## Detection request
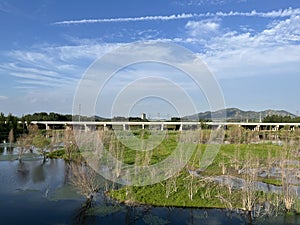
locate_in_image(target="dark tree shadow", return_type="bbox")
[71,200,96,225]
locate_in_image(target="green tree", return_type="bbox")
[33,133,50,163]
[17,134,32,162]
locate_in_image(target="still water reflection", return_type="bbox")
[0,147,300,225]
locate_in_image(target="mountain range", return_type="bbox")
[184,108,296,122]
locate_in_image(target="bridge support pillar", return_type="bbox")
[142,124,145,130]
[85,124,90,132]
[45,124,51,138]
[123,124,126,131]
[161,124,164,131]
[254,125,260,131]
[179,124,183,131]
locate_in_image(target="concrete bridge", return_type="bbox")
[30,121,300,132]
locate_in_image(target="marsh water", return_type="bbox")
[0,146,300,225]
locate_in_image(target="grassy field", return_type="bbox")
[100,129,300,214]
[108,142,287,207]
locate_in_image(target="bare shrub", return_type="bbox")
[69,162,100,207]
[64,128,79,160]
[241,154,259,213]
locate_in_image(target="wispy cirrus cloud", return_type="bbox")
[0,96,8,100]
[0,0,16,13]
[174,0,247,7]
[53,8,300,25]
[0,43,122,114]
[0,43,120,89]
[53,13,195,25]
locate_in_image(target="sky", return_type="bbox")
[0,0,300,118]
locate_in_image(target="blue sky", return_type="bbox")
[0,0,300,117]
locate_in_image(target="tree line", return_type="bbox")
[263,115,300,123]
[0,112,73,142]
[0,111,148,142]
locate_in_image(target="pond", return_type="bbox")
[1,146,300,225]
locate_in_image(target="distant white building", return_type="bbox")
[141,113,146,120]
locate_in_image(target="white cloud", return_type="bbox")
[0,42,124,114]
[183,0,245,6]
[196,15,300,79]
[207,15,300,51]
[53,8,300,25]
[0,43,120,89]
[5,11,300,91]
[3,9,300,115]
[185,20,220,37]
[53,13,196,25]
[261,15,300,43]
[214,8,300,18]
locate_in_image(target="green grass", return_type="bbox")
[47,149,65,158]
[110,172,232,209]
[46,148,83,161]
[101,131,180,166]
[262,178,282,186]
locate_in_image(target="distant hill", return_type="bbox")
[94,115,110,121]
[184,108,296,122]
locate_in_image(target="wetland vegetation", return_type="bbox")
[2,116,300,224]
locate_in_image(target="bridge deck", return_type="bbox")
[30,121,300,126]
[29,121,300,131]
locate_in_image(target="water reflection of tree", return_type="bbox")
[64,162,71,185]
[142,213,170,225]
[32,164,45,183]
[125,206,152,225]
[16,161,30,184]
[72,204,97,225]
